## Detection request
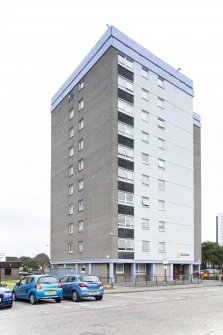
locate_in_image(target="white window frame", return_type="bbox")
[118,239,134,252]
[78,241,84,253]
[118,76,133,93]
[158,118,165,129]
[142,174,149,186]
[158,138,165,150]
[142,68,148,78]
[68,203,74,215]
[142,89,149,101]
[118,122,133,138]
[158,242,166,253]
[78,179,84,191]
[142,218,150,230]
[118,168,134,183]
[158,221,165,232]
[158,97,164,109]
[69,146,74,157]
[69,108,74,120]
[68,223,74,234]
[80,264,85,273]
[78,159,84,171]
[158,179,165,190]
[135,264,146,275]
[116,263,124,274]
[142,196,150,207]
[78,200,84,212]
[158,158,165,170]
[68,242,73,254]
[158,200,165,211]
[78,139,84,151]
[69,127,74,139]
[118,191,134,206]
[68,184,74,195]
[142,152,149,164]
[118,99,133,116]
[142,240,150,252]
[79,99,84,111]
[141,131,149,143]
[118,215,134,229]
[78,118,84,131]
[68,165,74,177]
[118,54,133,71]
[141,110,149,122]
[79,81,84,90]
[118,145,134,161]
[158,77,164,88]
[78,220,84,232]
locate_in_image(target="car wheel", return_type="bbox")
[29,293,36,305]
[72,290,80,302]
[55,298,61,303]
[12,292,17,301]
[95,296,103,301]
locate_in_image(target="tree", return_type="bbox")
[19,256,38,272]
[202,241,223,268]
[34,253,50,274]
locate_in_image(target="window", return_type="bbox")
[158,138,165,150]
[80,264,85,273]
[158,242,166,253]
[118,99,133,116]
[118,145,134,161]
[78,220,84,232]
[68,92,73,101]
[118,54,133,71]
[78,139,84,151]
[118,215,134,229]
[79,81,84,90]
[158,77,164,88]
[69,108,74,120]
[68,184,74,195]
[135,264,146,275]
[68,204,74,215]
[141,131,149,143]
[142,240,150,252]
[158,179,165,190]
[141,110,149,122]
[142,68,148,78]
[118,191,134,206]
[118,168,134,183]
[78,179,84,191]
[142,218,149,230]
[69,127,74,139]
[5,268,11,276]
[116,264,124,274]
[78,200,84,212]
[118,76,133,93]
[68,223,74,234]
[142,174,149,185]
[158,97,164,108]
[142,153,149,164]
[158,200,165,210]
[142,196,150,207]
[158,221,165,231]
[142,89,149,100]
[78,241,84,253]
[118,122,133,138]
[118,239,134,251]
[158,158,165,170]
[158,118,165,129]
[69,146,74,157]
[68,243,73,253]
[68,165,74,176]
[78,159,84,171]
[79,99,84,111]
[78,118,84,131]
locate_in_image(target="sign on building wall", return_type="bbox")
[0,253,6,262]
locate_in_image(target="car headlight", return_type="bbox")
[4,292,12,297]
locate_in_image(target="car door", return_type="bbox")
[66,276,76,297]
[15,277,28,299]
[60,276,69,297]
[23,276,35,299]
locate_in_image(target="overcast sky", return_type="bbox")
[0,0,222,257]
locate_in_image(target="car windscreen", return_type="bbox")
[80,275,100,282]
[38,276,58,284]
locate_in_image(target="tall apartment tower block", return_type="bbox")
[51,26,201,281]
[216,214,223,245]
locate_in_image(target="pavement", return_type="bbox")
[104,279,223,294]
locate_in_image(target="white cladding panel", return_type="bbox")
[133,61,194,262]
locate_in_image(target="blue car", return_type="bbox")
[0,284,13,309]
[60,274,104,302]
[12,275,63,304]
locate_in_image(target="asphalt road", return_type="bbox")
[1,285,223,335]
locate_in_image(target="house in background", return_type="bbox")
[0,257,22,281]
